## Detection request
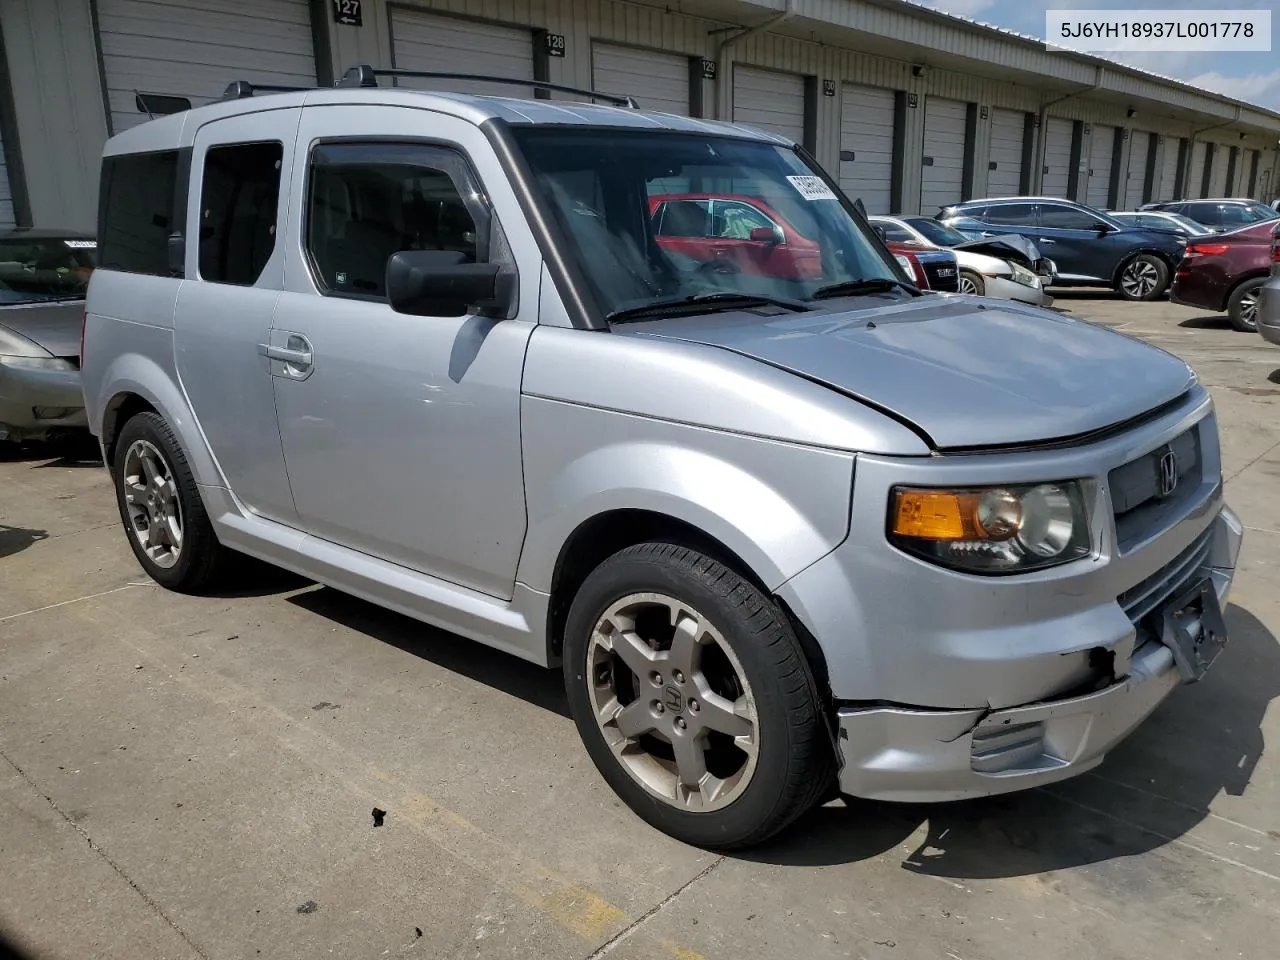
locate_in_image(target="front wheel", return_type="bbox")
[1116,254,1169,301]
[1227,277,1264,332]
[563,542,834,849]
[112,411,231,592]
[957,270,985,296]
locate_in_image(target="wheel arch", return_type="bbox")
[1110,246,1179,287]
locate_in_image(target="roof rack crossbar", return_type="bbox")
[336,64,639,109]
[221,80,314,100]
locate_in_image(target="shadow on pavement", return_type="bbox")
[1178,314,1233,330]
[0,524,49,559]
[740,603,1279,876]
[288,586,570,718]
[0,434,102,467]
[0,929,37,960]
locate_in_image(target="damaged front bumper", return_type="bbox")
[833,504,1242,803]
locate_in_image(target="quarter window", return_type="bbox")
[305,141,489,300]
[198,141,283,286]
[98,150,180,276]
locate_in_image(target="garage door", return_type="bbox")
[1157,139,1181,200]
[732,66,805,143]
[0,131,14,231]
[1042,117,1074,198]
[919,97,967,215]
[96,0,316,134]
[1123,132,1151,210]
[1188,141,1207,198]
[390,10,534,97]
[1208,146,1230,197]
[1086,124,1115,209]
[839,84,895,214]
[591,43,688,114]
[988,108,1025,197]
[1245,149,1259,195]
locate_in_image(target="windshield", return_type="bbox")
[903,218,968,246]
[509,128,898,319]
[1240,203,1280,223]
[0,237,96,304]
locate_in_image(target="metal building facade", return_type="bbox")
[2,0,1279,231]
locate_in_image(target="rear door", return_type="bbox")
[173,108,301,524]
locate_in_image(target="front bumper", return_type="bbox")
[985,274,1053,307]
[833,505,1241,802]
[0,365,86,441]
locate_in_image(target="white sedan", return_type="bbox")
[870,215,1053,306]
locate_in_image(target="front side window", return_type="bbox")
[875,221,917,243]
[0,238,96,304]
[99,150,179,276]
[305,141,489,300]
[509,128,896,318]
[982,203,1036,225]
[199,141,283,286]
[1038,205,1100,230]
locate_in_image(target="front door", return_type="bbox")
[270,106,533,599]
[1033,202,1116,282]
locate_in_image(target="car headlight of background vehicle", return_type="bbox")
[888,481,1093,574]
[0,324,74,371]
[1008,262,1039,287]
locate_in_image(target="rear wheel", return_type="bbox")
[563,542,834,849]
[1227,277,1264,332]
[1116,254,1169,301]
[958,270,985,296]
[112,411,231,592]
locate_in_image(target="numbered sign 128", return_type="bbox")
[332,0,361,26]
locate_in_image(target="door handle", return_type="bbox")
[258,333,314,379]
[1037,238,1057,244]
[262,344,312,365]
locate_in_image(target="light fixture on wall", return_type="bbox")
[912,64,928,79]
[1126,107,1136,118]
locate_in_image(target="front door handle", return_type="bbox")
[262,344,312,365]
[1037,238,1057,244]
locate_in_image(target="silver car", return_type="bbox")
[81,70,1242,849]
[1259,229,1280,346]
[0,230,95,444]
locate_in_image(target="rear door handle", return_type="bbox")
[1037,238,1056,244]
[261,344,312,365]
[258,333,314,380]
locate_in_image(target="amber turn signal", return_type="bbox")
[891,490,979,541]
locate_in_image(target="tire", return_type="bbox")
[1115,254,1170,301]
[1227,276,1265,332]
[958,270,985,296]
[563,542,834,849]
[111,411,231,592]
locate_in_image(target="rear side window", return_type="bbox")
[198,141,283,286]
[1184,202,1221,226]
[98,150,179,276]
[1038,204,1100,230]
[305,141,489,300]
[982,203,1035,225]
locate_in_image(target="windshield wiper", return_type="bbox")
[607,291,810,324]
[811,277,920,301]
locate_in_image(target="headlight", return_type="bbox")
[0,355,76,371]
[888,481,1093,574]
[1009,263,1038,287]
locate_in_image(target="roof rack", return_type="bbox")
[336,64,639,109]
[221,80,314,100]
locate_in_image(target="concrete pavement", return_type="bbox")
[2,294,1278,960]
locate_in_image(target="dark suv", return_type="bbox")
[1139,199,1279,233]
[937,198,1186,300]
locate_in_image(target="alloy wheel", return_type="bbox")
[958,275,980,295]
[1121,259,1160,298]
[1239,289,1259,329]
[586,592,759,812]
[121,439,184,569]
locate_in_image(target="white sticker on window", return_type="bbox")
[64,240,97,248]
[786,175,837,201]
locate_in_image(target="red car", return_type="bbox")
[648,193,958,290]
[1170,220,1277,332]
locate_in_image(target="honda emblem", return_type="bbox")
[1158,448,1178,498]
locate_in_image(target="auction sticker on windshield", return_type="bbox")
[787,175,838,201]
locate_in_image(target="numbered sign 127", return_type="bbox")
[332,0,362,26]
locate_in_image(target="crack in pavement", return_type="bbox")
[583,858,723,960]
[1226,437,1280,484]
[0,747,209,960]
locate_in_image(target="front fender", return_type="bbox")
[517,396,855,593]
[89,333,223,487]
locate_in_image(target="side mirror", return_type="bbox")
[386,250,511,318]
[872,225,888,241]
[1095,223,1115,234]
[749,226,782,244]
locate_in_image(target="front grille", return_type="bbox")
[1109,426,1201,548]
[921,258,959,292]
[971,721,1048,773]
[1117,527,1214,624]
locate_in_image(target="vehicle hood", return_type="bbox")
[619,297,1195,450]
[0,300,83,357]
[952,234,1040,267]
